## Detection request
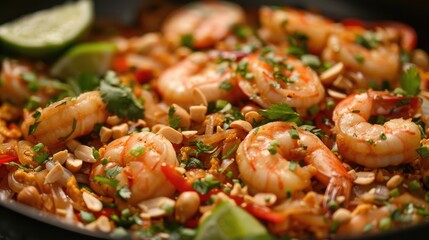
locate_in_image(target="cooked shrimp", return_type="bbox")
[90,131,178,205]
[0,60,59,106]
[162,1,245,49]
[156,51,243,109]
[332,91,421,168]
[236,121,351,204]
[237,51,325,114]
[322,27,400,86]
[259,6,333,54]
[21,91,108,148]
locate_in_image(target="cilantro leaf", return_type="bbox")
[93,175,119,188]
[168,105,180,129]
[192,178,221,195]
[190,141,217,156]
[400,66,421,96]
[104,166,123,179]
[100,71,144,121]
[258,103,300,123]
[67,73,100,95]
[117,186,132,200]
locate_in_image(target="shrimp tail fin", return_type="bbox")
[324,176,352,212]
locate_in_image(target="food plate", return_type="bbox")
[1,0,429,240]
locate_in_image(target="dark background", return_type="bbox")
[1,0,429,239]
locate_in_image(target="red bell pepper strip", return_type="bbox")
[160,163,194,192]
[160,163,221,201]
[229,195,286,223]
[243,203,287,224]
[0,154,18,165]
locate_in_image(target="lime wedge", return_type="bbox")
[195,201,272,240]
[0,0,93,57]
[50,42,116,78]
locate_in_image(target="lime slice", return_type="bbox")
[50,42,116,78]
[0,0,93,57]
[195,201,272,240]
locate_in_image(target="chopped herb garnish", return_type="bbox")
[289,128,300,139]
[400,51,411,64]
[5,162,30,170]
[168,105,181,130]
[180,34,194,48]
[416,146,429,159]
[92,148,100,159]
[258,103,300,123]
[425,191,429,203]
[328,200,339,212]
[58,118,77,141]
[391,209,412,223]
[354,53,365,63]
[34,152,49,164]
[100,71,144,121]
[222,144,238,160]
[289,161,298,171]
[301,54,321,69]
[286,32,308,57]
[379,133,387,140]
[32,143,44,152]
[352,109,360,113]
[28,121,40,135]
[269,81,281,88]
[236,61,253,80]
[232,24,252,39]
[219,80,233,91]
[379,217,392,231]
[101,158,108,165]
[117,186,132,200]
[389,188,400,197]
[355,32,381,49]
[326,100,336,109]
[268,141,280,154]
[105,166,123,179]
[363,222,373,232]
[32,110,41,120]
[25,96,41,111]
[129,146,146,157]
[307,105,320,116]
[400,66,421,96]
[80,210,96,223]
[191,141,217,156]
[192,177,221,195]
[93,175,119,188]
[330,220,340,233]
[366,139,375,145]
[273,71,294,84]
[184,157,204,169]
[408,180,421,191]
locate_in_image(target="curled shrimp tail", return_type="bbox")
[324,175,352,211]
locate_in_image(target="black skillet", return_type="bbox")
[1,0,429,239]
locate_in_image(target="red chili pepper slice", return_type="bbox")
[0,154,18,165]
[94,208,118,219]
[112,56,129,72]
